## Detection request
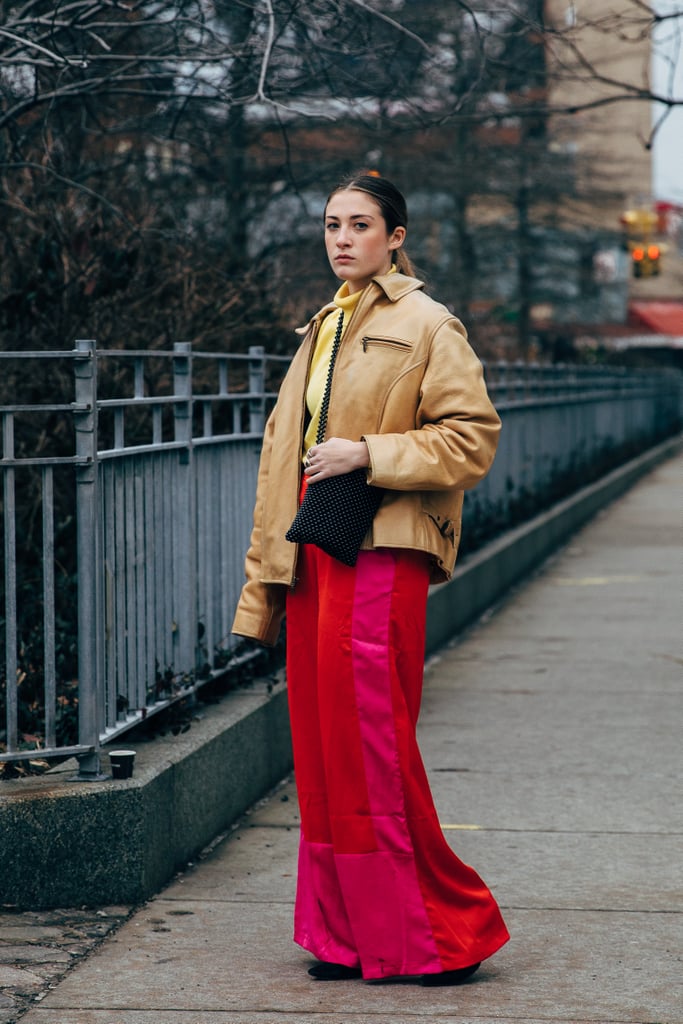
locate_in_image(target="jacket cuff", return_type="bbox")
[231,582,285,647]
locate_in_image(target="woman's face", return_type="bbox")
[324,190,406,294]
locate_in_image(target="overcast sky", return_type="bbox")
[652,2,683,203]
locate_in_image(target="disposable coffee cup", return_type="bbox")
[109,749,136,779]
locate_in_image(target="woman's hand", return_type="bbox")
[304,438,369,481]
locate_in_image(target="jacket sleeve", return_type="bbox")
[231,410,288,646]
[364,317,501,492]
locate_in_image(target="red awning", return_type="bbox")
[630,301,683,335]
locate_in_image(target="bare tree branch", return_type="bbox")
[0,26,87,64]
[343,0,431,52]
[3,160,140,229]
[255,0,276,103]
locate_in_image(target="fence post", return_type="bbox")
[248,346,266,434]
[173,343,197,674]
[73,340,105,780]
[2,413,18,752]
[173,343,193,453]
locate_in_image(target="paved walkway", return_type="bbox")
[8,452,683,1023]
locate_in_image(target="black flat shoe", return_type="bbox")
[308,961,363,981]
[421,962,481,986]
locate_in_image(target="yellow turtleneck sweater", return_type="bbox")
[302,282,363,455]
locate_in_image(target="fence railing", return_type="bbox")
[1,345,681,777]
[464,360,682,549]
[1,342,289,777]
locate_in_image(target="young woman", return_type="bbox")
[232,173,509,984]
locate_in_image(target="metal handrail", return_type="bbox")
[1,343,681,777]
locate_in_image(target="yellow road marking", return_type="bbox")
[440,824,482,831]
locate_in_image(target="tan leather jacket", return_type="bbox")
[231,272,501,645]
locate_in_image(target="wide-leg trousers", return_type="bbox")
[286,535,510,980]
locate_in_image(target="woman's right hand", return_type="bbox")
[304,438,370,481]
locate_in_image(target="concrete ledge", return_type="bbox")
[1,434,680,909]
[426,433,683,654]
[0,683,292,909]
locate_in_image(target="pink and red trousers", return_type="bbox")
[286,529,510,981]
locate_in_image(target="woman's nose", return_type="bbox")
[336,227,350,246]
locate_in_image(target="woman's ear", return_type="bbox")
[389,226,407,251]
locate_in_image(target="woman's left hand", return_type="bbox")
[304,438,370,481]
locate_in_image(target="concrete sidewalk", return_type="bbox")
[14,452,683,1024]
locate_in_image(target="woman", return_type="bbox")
[232,172,509,984]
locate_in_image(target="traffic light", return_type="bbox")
[622,205,664,278]
[631,243,660,278]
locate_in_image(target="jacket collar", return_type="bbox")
[372,272,425,302]
[296,273,425,336]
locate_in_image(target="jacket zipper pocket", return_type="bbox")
[362,335,413,352]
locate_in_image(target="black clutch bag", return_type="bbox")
[286,468,384,567]
[285,310,383,567]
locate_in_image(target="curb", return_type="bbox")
[1,684,292,909]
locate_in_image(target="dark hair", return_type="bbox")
[325,172,416,277]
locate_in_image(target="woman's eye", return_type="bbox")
[355,222,368,230]
[325,222,339,231]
